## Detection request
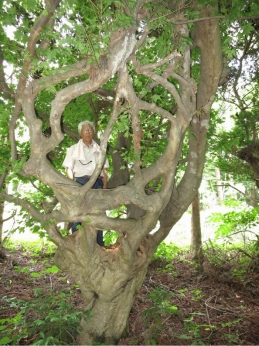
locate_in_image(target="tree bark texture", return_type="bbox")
[247,182,258,207]
[54,227,149,344]
[190,194,204,271]
[156,6,223,243]
[0,199,6,259]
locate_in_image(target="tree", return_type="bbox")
[211,8,259,206]
[0,0,225,343]
[190,193,204,273]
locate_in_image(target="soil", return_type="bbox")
[1,245,259,345]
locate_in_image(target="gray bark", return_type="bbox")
[247,182,258,207]
[0,200,5,259]
[190,194,204,272]
[54,227,148,344]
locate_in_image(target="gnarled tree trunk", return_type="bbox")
[54,227,148,344]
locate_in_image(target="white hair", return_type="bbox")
[78,120,95,135]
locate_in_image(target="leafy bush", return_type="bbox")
[104,230,118,246]
[4,239,57,257]
[152,241,181,262]
[0,289,84,345]
[141,286,178,343]
[208,206,259,242]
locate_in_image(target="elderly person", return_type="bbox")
[62,120,109,246]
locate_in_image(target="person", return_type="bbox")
[62,120,109,246]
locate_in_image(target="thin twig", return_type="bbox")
[214,183,259,201]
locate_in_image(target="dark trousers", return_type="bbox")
[72,176,104,246]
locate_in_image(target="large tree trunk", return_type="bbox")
[77,269,146,345]
[154,6,223,244]
[54,226,150,345]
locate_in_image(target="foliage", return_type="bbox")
[0,240,258,345]
[141,286,178,343]
[208,205,259,240]
[0,289,83,345]
[103,230,118,245]
[179,312,217,345]
[4,239,57,257]
[204,238,259,283]
[152,242,181,262]
[208,11,259,193]
[210,110,259,185]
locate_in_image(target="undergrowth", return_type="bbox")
[1,234,259,345]
[0,288,83,345]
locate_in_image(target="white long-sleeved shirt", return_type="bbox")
[62,140,109,177]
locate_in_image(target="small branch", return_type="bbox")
[232,35,254,110]
[178,157,188,165]
[236,248,253,259]
[9,0,62,161]
[220,229,259,239]
[141,71,189,123]
[132,107,142,175]
[28,59,89,96]
[139,99,175,123]
[0,192,59,225]
[136,51,181,73]
[0,172,8,190]
[44,224,64,246]
[29,179,51,195]
[0,47,15,100]
[151,13,259,25]
[0,211,16,224]
[131,26,149,54]
[215,184,259,201]
[0,192,42,220]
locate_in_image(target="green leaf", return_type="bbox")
[151,94,161,102]
[43,266,59,274]
[179,334,191,339]
[0,337,11,345]
[242,23,255,36]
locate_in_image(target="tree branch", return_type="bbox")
[9,0,62,161]
[0,211,16,224]
[0,48,15,100]
[215,184,259,201]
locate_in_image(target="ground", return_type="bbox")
[1,243,259,345]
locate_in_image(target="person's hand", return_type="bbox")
[66,168,74,180]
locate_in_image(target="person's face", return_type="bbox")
[81,124,94,143]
